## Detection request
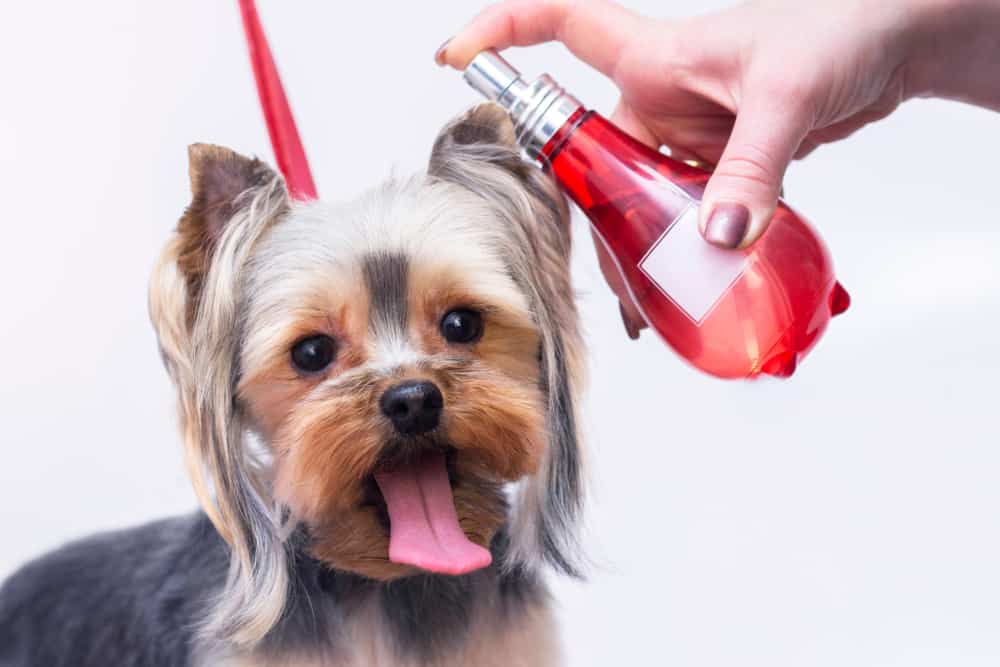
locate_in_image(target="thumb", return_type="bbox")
[700,95,812,249]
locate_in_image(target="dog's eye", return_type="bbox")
[440,308,484,344]
[290,335,337,373]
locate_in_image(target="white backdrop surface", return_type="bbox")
[1,2,998,665]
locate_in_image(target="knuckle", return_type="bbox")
[765,78,818,117]
[478,1,505,18]
[768,77,810,102]
[716,146,782,193]
[549,0,577,32]
[749,66,818,112]
[472,2,506,31]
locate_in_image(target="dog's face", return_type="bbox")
[150,104,583,639]
[236,158,549,580]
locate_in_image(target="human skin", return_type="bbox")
[436,0,1000,335]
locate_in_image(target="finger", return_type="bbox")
[619,300,645,340]
[699,94,812,249]
[793,136,820,160]
[439,0,643,75]
[591,229,647,338]
[609,99,660,149]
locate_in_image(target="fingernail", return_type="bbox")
[619,302,640,340]
[703,203,749,249]
[434,38,452,67]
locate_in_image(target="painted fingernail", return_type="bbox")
[704,203,750,249]
[434,38,452,67]
[619,302,640,340]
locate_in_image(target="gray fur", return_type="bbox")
[362,252,409,341]
[0,514,226,667]
[0,516,543,666]
[538,336,583,577]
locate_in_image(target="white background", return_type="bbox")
[1,2,998,665]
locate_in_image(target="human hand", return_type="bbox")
[437,0,1000,336]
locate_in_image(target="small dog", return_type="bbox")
[0,103,585,666]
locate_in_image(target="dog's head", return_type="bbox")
[150,104,584,643]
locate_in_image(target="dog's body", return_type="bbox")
[0,104,583,666]
[0,514,556,666]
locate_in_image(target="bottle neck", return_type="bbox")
[497,74,583,161]
[462,51,583,161]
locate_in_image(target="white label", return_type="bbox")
[638,205,750,323]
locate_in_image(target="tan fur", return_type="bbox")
[229,232,549,582]
[261,355,543,581]
[408,259,541,384]
[239,284,369,438]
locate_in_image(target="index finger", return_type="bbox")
[440,0,642,78]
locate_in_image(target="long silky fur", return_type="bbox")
[428,104,587,577]
[150,176,294,646]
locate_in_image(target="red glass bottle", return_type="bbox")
[464,51,849,379]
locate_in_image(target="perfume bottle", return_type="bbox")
[463,51,849,379]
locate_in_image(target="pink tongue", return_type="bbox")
[374,452,492,576]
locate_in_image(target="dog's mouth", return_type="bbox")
[361,446,492,576]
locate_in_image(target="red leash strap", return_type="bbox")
[238,0,317,200]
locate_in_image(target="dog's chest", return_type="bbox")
[212,597,559,667]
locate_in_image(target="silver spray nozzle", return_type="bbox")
[461,50,582,160]
[463,49,526,104]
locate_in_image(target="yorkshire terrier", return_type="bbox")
[0,103,585,666]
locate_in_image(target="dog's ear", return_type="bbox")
[429,102,519,172]
[151,143,286,389]
[175,144,284,325]
[430,104,586,577]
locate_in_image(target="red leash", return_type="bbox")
[237,0,317,200]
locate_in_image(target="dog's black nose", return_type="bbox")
[380,380,444,435]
